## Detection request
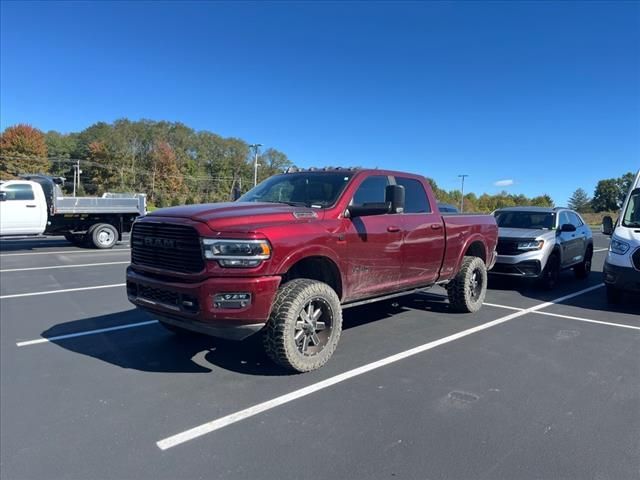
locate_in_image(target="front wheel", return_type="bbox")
[264,279,342,372]
[446,256,488,313]
[88,223,118,249]
[539,254,560,290]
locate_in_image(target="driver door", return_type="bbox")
[343,175,403,300]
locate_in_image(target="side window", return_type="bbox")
[559,211,571,228]
[569,212,583,227]
[396,177,431,213]
[352,176,389,205]
[2,184,35,201]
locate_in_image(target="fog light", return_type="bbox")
[213,293,251,309]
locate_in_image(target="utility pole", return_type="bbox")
[249,144,262,187]
[72,159,81,197]
[458,174,469,213]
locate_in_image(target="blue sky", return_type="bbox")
[1,1,638,205]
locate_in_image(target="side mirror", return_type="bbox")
[385,184,405,214]
[560,223,576,233]
[347,203,390,218]
[602,215,614,236]
[0,192,6,201]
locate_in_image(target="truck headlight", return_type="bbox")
[609,237,630,255]
[517,240,545,251]
[202,239,272,267]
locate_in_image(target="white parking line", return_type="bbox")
[532,310,640,331]
[0,249,130,257]
[0,283,125,299]
[482,302,524,311]
[593,248,609,253]
[155,283,604,450]
[0,261,130,273]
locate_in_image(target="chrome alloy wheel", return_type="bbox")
[294,298,333,356]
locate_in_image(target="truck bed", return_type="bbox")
[53,194,146,215]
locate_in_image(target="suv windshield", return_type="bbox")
[238,172,354,208]
[622,189,640,227]
[494,211,556,230]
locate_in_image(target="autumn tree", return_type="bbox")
[147,141,184,206]
[0,124,48,178]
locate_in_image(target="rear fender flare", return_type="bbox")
[454,234,488,273]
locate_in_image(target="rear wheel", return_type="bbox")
[539,254,560,290]
[264,279,342,372]
[446,256,487,313]
[88,223,118,249]
[574,246,593,279]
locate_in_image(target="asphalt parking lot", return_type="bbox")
[1,231,638,480]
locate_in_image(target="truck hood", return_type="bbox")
[146,202,322,231]
[498,227,555,240]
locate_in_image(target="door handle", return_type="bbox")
[26,205,36,208]
[431,224,443,230]
[387,226,401,233]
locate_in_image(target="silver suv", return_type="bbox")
[491,207,593,289]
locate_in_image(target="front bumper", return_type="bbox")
[603,261,640,293]
[126,267,282,340]
[490,258,542,278]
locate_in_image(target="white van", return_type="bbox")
[602,170,640,303]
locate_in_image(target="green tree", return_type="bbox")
[592,179,620,212]
[0,124,48,177]
[568,188,592,212]
[530,194,554,207]
[257,148,293,182]
[617,172,635,205]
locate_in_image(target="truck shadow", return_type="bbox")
[0,238,73,252]
[41,299,432,377]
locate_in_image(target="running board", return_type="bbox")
[342,287,436,309]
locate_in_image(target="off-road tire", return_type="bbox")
[539,254,560,290]
[606,285,622,304]
[446,256,487,313]
[88,223,118,249]
[264,279,342,372]
[573,246,593,279]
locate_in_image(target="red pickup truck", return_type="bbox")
[127,168,498,372]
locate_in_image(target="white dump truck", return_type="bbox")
[0,175,146,249]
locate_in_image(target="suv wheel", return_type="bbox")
[539,254,560,290]
[264,279,342,372]
[574,246,593,279]
[446,256,487,313]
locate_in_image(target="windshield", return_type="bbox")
[238,172,354,208]
[622,189,640,227]
[494,211,556,230]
